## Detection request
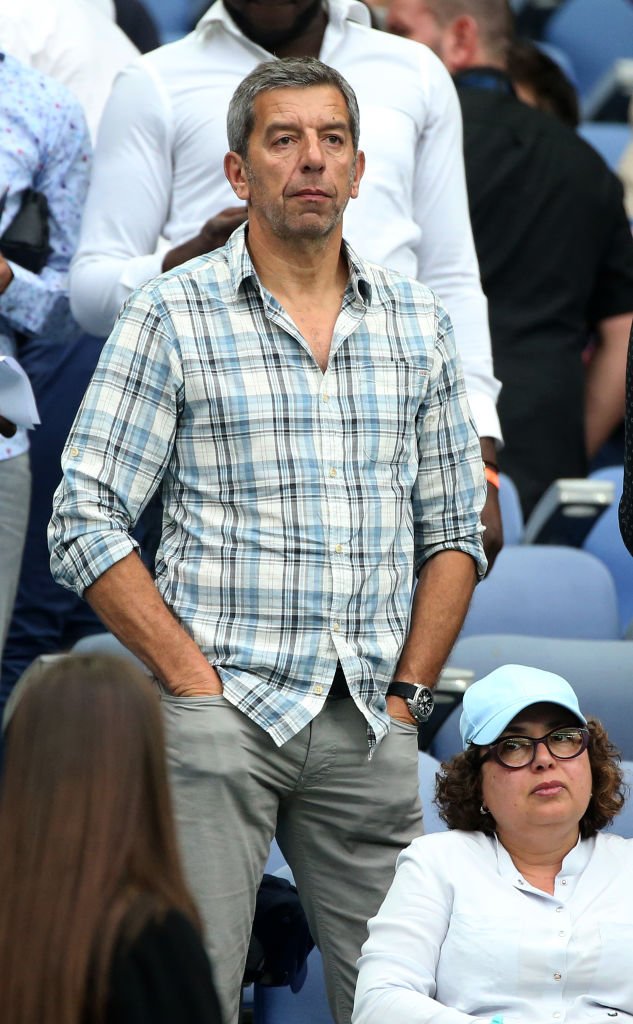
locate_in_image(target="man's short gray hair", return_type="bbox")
[227,57,361,157]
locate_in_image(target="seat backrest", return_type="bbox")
[460,545,620,640]
[437,634,633,761]
[584,466,633,633]
[498,472,524,545]
[253,948,333,1024]
[418,751,447,833]
[578,122,632,171]
[544,0,633,96]
[604,761,633,838]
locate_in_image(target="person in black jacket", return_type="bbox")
[0,653,222,1024]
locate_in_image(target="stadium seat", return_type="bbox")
[460,545,620,640]
[431,634,633,762]
[498,472,524,545]
[253,947,333,1024]
[578,122,632,171]
[419,751,446,833]
[543,0,633,115]
[583,466,633,633]
[605,761,633,838]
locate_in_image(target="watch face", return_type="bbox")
[409,686,434,723]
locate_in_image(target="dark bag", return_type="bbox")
[0,188,51,274]
[243,874,315,991]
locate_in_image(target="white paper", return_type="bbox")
[0,356,40,429]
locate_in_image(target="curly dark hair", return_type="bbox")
[435,718,627,838]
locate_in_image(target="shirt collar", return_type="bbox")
[195,0,370,37]
[454,66,516,97]
[493,832,594,888]
[225,221,371,307]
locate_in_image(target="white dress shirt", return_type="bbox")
[0,0,137,141]
[353,830,633,1024]
[69,0,501,439]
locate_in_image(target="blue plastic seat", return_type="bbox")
[498,472,525,545]
[253,947,333,1023]
[583,466,633,633]
[460,545,620,640]
[418,751,446,833]
[578,122,631,171]
[544,0,633,100]
[432,634,633,762]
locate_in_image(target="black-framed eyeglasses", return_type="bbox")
[479,726,590,770]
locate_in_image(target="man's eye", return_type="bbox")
[274,136,293,146]
[325,135,343,145]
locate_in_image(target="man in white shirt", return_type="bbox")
[69,0,504,565]
[0,0,138,141]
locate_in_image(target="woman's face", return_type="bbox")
[480,702,592,845]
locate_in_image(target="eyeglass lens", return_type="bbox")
[494,728,587,768]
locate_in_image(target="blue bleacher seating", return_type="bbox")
[433,634,633,762]
[460,545,621,640]
[578,122,631,171]
[583,466,633,633]
[498,472,525,545]
[544,0,633,101]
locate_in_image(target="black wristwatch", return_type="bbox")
[386,681,435,723]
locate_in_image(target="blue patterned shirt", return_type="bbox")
[0,52,91,461]
[49,224,486,748]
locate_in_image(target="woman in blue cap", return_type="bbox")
[352,664,629,1024]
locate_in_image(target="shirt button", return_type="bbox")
[322,393,329,402]
[70,446,80,457]
[555,907,563,913]
[329,467,337,478]
[517,878,524,885]
[333,622,340,632]
[335,544,342,553]
[553,972,562,981]
[561,879,567,885]
[314,685,323,695]
[558,931,565,937]
[553,1013,561,1019]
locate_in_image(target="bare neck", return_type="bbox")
[246,222,348,306]
[498,826,580,895]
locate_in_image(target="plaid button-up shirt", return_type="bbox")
[50,225,486,748]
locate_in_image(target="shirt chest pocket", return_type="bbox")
[354,360,429,465]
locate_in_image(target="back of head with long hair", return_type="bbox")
[0,654,201,1024]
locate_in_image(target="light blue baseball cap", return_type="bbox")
[459,664,587,749]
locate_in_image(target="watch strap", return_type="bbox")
[386,681,422,700]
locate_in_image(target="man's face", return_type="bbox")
[225,85,364,245]
[224,0,322,49]
[386,0,446,55]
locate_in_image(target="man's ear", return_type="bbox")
[224,151,251,202]
[443,14,480,72]
[349,149,366,200]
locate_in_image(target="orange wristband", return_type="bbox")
[484,465,500,490]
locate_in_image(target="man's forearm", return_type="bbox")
[585,313,632,458]
[394,550,477,684]
[84,550,221,696]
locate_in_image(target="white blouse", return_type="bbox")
[353,830,633,1024]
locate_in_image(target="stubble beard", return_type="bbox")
[243,158,357,243]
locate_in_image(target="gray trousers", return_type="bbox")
[0,453,30,661]
[161,694,422,1024]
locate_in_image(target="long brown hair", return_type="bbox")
[0,654,201,1024]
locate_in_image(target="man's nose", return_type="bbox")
[300,134,325,170]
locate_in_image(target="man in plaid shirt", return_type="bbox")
[50,58,485,1024]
